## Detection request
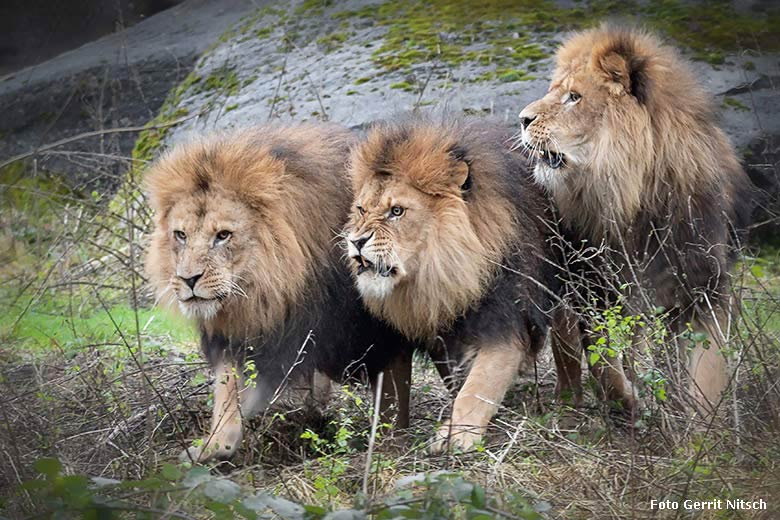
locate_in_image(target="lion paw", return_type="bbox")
[179,439,238,463]
[429,422,484,454]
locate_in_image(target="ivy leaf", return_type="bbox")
[90,476,121,488]
[58,475,91,508]
[395,472,428,488]
[182,466,213,488]
[450,479,474,501]
[589,352,601,366]
[234,501,258,520]
[160,463,182,482]
[242,493,271,511]
[34,458,62,479]
[471,485,486,508]
[206,500,233,520]
[203,479,241,503]
[244,493,305,520]
[267,495,306,519]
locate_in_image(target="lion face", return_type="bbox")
[157,191,254,320]
[145,127,352,332]
[517,71,616,189]
[346,177,440,299]
[344,121,509,338]
[516,27,664,232]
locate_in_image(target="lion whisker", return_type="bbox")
[152,283,174,308]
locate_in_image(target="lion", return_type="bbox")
[344,117,554,452]
[516,26,753,415]
[145,124,414,462]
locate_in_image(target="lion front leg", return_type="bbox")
[372,349,412,430]
[429,340,526,453]
[181,361,264,463]
[550,307,584,407]
[688,313,730,418]
[586,332,638,414]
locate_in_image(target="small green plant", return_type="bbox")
[586,299,645,367]
[298,386,370,505]
[586,298,672,404]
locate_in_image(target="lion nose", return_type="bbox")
[519,114,537,129]
[350,235,371,252]
[179,273,203,290]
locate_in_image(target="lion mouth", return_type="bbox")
[353,256,397,277]
[537,148,566,169]
[181,295,218,303]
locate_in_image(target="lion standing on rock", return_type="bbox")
[517,26,753,415]
[144,124,414,462]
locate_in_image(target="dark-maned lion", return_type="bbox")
[145,124,413,461]
[517,26,753,414]
[345,117,554,452]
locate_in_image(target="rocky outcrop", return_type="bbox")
[2,0,778,238]
[0,0,258,191]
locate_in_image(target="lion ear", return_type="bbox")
[593,41,650,104]
[448,146,471,193]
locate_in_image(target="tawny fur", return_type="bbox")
[347,122,521,339]
[145,124,352,337]
[345,118,553,451]
[144,124,415,461]
[521,25,745,240]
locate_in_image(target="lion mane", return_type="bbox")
[518,26,753,411]
[521,25,751,246]
[144,124,411,460]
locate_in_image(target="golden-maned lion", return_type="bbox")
[145,124,413,462]
[345,118,554,451]
[517,26,752,415]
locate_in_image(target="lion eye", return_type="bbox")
[174,230,187,243]
[356,205,366,216]
[215,230,232,242]
[390,206,405,217]
[566,91,582,104]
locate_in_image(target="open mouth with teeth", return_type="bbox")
[536,148,566,169]
[354,256,397,277]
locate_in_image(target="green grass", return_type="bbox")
[739,247,780,340]
[0,293,196,353]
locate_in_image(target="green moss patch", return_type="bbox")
[316,31,352,53]
[473,68,534,83]
[328,0,779,77]
[722,97,750,112]
[390,81,415,91]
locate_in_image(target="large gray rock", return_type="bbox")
[0,0,259,190]
[161,0,778,238]
[165,2,778,151]
[3,0,778,237]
